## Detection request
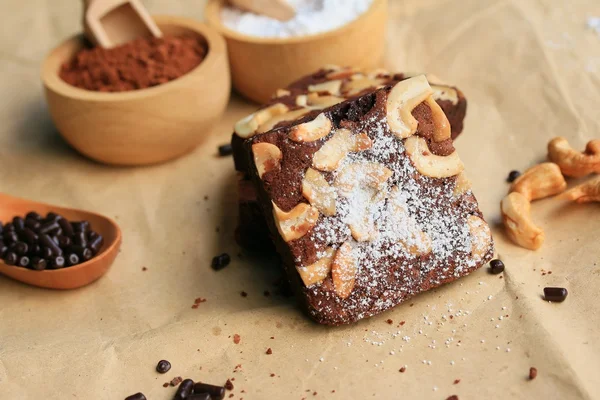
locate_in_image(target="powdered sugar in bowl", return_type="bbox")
[205,0,387,104]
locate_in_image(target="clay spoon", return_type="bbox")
[229,0,296,21]
[0,193,122,290]
[82,0,162,48]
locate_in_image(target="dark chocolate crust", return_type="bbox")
[240,80,493,325]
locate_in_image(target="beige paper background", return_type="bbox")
[1,0,600,399]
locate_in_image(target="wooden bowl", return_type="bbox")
[0,193,122,290]
[205,0,387,104]
[41,16,231,166]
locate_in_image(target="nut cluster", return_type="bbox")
[251,76,491,299]
[501,136,600,250]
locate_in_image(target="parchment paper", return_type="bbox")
[1,0,599,399]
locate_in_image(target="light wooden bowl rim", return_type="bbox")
[41,15,227,102]
[204,0,385,45]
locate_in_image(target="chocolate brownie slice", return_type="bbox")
[238,75,493,325]
[233,66,468,250]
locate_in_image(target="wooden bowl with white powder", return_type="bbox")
[205,0,387,104]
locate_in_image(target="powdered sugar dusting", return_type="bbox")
[300,106,491,321]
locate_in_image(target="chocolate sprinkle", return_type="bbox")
[544,287,568,302]
[489,259,505,274]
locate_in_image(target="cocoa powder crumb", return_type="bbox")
[169,376,183,387]
[59,35,207,92]
[266,348,273,355]
[233,334,241,344]
[529,367,538,380]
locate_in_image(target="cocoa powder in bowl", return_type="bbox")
[59,34,207,92]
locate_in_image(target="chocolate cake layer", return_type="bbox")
[237,75,493,325]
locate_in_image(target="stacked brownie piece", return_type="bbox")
[231,66,492,325]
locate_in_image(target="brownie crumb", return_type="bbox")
[399,321,406,326]
[195,297,207,304]
[225,379,234,390]
[446,396,459,400]
[169,376,183,386]
[240,291,248,297]
[453,379,460,384]
[386,319,393,324]
[142,267,147,271]
[266,348,273,355]
[399,367,406,373]
[313,392,317,396]
[264,290,271,297]
[270,373,276,377]
[233,334,241,344]
[229,395,235,398]
[270,336,275,339]
[529,367,538,380]
[162,383,169,388]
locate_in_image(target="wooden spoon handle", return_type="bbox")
[229,0,296,22]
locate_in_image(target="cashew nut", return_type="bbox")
[335,162,392,242]
[386,75,433,139]
[331,242,357,299]
[548,137,600,178]
[312,129,372,171]
[252,142,282,178]
[297,247,335,287]
[510,162,567,201]
[235,103,289,138]
[561,176,600,203]
[289,113,332,143]
[343,77,386,96]
[256,108,311,134]
[302,168,337,216]
[501,192,544,250]
[308,80,343,95]
[467,215,493,260]
[272,202,319,242]
[404,136,464,178]
[453,172,472,198]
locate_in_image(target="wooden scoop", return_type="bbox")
[83,0,162,48]
[0,193,122,290]
[229,0,296,21]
